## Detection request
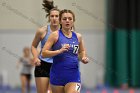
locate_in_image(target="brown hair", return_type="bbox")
[59,9,75,30]
[59,9,75,22]
[23,47,30,52]
[42,0,60,18]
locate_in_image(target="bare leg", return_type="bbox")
[27,78,31,93]
[65,82,81,93]
[35,77,50,93]
[51,84,64,93]
[20,75,26,93]
[47,82,52,93]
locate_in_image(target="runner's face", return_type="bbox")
[60,13,74,30]
[50,10,59,26]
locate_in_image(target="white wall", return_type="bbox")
[0,30,35,87]
[0,0,105,30]
[0,0,106,88]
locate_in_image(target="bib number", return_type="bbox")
[73,45,79,54]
